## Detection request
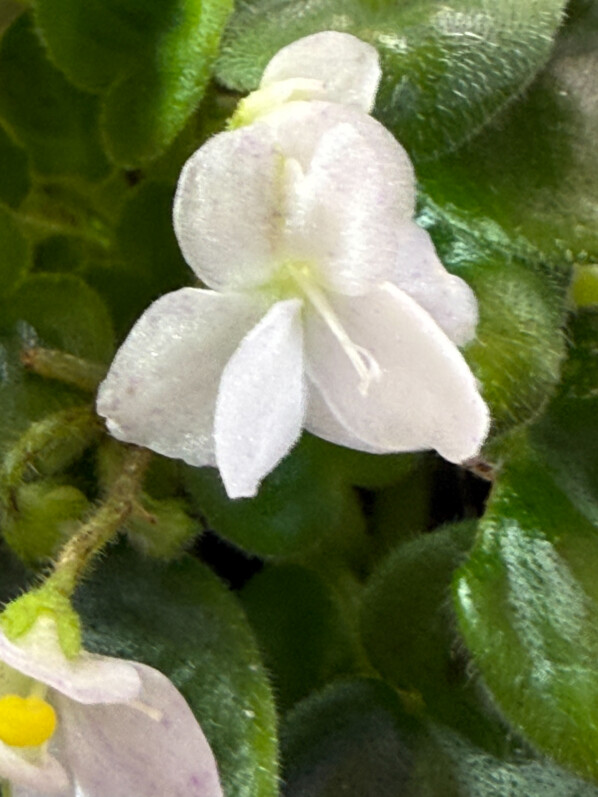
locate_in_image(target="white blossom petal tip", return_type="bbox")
[261,31,382,112]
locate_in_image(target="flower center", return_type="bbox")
[286,263,381,395]
[0,694,56,748]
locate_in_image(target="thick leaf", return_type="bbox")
[361,521,509,753]
[35,0,233,166]
[217,0,566,160]
[184,435,365,559]
[0,15,109,179]
[0,204,30,294]
[281,678,598,796]
[240,563,361,711]
[4,273,115,363]
[75,543,279,797]
[420,201,568,434]
[419,0,598,261]
[454,310,598,783]
[0,124,30,208]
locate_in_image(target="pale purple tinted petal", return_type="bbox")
[392,224,479,345]
[0,621,140,705]
[97,289,265,468]
[261,31,381,112]
[0,741,70,796]
[305,284,490,463]
[305,383,387,453]
[173,126,283,290]
[285,120,412,294]
[215,299,306,498]
[57,663,223,797]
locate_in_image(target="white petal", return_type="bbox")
[285,119,414,294]
[260,31,381,112]
[215,299,305,498]
[304,284,490,463]
[392,224,479,345]
[56,662,223,797]
[173,127,283,291]
[305,383,387,453]
[0,619,140,705]
[97,289,265,468]
[0,741,70,796]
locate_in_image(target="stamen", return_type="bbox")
[289,265,381,395]
[0,694,56,748]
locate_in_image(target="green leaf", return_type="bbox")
[0,204,31,294]
[241,563,361,711]
[217,0,567,160]
[75,543,279,797]
[454,312,598,784]
[361,521,508,752]
[419,1,598,261]
[0,15,109,180]
[34,0,233,167]
[3,273,115,363]
[184,434,364,558]
[420,201,568,434]
[0,124,30,208]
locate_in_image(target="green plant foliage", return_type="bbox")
[0,15,109,180]
[5,273,115,362]
[184,435,364,558]
[0,124,30,208]
[454,311,598,779]
[34,0,234,167]
[75,543,279,797]
[216,0,567,160]
[419,0,598,262]
[126,494,200,558]
[241,563,361,711]
[0,204,31,294]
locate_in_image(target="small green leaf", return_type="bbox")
[419,1,598,262]
[4,273,115,363]
[75,543,279,797]
[217,0,567,160]
[0,204,31,294]
[0,124,30,208]
[184,435,363,558]
[241,564,361,711]
[126,494,200,558]
[0,15,109,180]
[35,0,233,166]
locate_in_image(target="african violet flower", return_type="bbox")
[0,616,222,796]
[97,90,489,498]
[231,31,382,125]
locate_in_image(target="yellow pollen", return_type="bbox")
[0,694,57,747]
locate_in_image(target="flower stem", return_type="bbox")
[21,347,107,393]
[47,446,152,597]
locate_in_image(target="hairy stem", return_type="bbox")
[47,446,152,596]
[21,347,107,393]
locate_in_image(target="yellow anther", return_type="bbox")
[0,694,57,747]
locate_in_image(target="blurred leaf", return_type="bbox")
[419,1,598,261]
[217,0,567,160]
[0,124,30,208]
[0,204,30,294]
[4,273,115,362]
[241,563,361,711]
[184,435,364,558]
[361,521,508,752]
[35,0,233,166]
[75,543,279,797]
[454,310,598,780]
[0,15,109,179]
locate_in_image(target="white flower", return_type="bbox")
[0,617,223,797]
[232,31,382,126]
[97,97,489,499]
